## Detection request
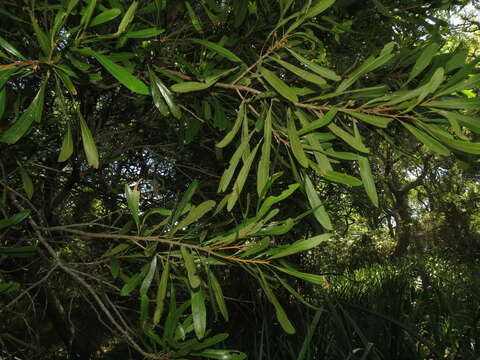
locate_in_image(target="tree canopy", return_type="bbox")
[1,0,480,359]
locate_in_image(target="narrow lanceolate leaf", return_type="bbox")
[257,184,300,219]
[176,200,216,230]
[0,80,46,144]
[227,143,260,211]
[306,0,336,18]
[153,261,170,325]
[78,111,100,168]
[304,174,332,230]
[89,8,121,27]
[218,133,253,192]
[0,209,30,230]
[346,111,393,128]
[400,121,450,156]
[191,39,242,63]
[327,123,369,153]
[322,170,362,186]
[416,67,444,104]
[171,81,212,93]
[436,73,480,98]
[419,122,480,155]
[407,43,439,84]
[426,97,480,110]
[57,124,73,162]
[0,87,6,120]
[191,289,207,339]
[288,113,309,167]
[125,183,140,227]
[0,35,26,60]
[91,51,149,95]
[181,247,201,289]
[120,271,145,296]
[140,256,157,296]
[270,57,326,87]
[185,1,203,33]
[30,15,50,56]
[286,48,341,81]
[125,28,165,38]
[79,0,97,29]
[209,271,229,321]
[274,266,325,286]
[270,233,331,259]
[149,67,181,119]
[257,105,272,196]
[217,101,245,148]
[260,67,298,103]
[19,166,34,199]
[357,156,378,207]
[115,1,138,36]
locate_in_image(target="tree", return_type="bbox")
[1,0,479,358]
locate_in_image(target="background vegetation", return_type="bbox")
[1,0,479,359]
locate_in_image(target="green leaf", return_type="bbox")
[101,243,130,258]
[109,258,120,278]
[288,111,309,167]
[120,268,146,296]
[191,39,242,63]
[270,57,327,87]
[306,0,336,18]
[79,0,97,29]
[239,237,271,258]
[270,233,331,259]
[322,170,362,186]
[436,74,480,98]
[357,156,379,207]
[298,109,337,135]
[0,87,6,120]
[327,123,369,153]
[0,209,30,230]
[346,111,393,128]
[218,133,253,192]
[181,247,201,289]
[0,35,26,60]
[185,1,203,33]
[257,183,300,219]
[304,174,332,230]
[30,15,50,56]
[149,67,181,119]
[257,106,273,196]
[191,289,207,339]
[18,166,33,199]
[0,80,46,144]
[140,256,157,296]
[153,261,170,325]
[227,143,261,211]
[274,265,325,286]
[407,43,439,84]
[91,50,149,95]
[172,180,198,224]
[78,111,100,168]
[260,67,298,103]
[176,200,216,230]
[208,270,229,321]
[216,101,245,148]
[400,121,450,156]
[55,68,77,96]
[426,97,480,110]
[125,28,165,38]
[191,349,246,360]
[125,183,140,227]
[420,122,480,155]
[89,8,121,27]
[115,1,138,36]
[286,48,341,81]
[436,110,480,134]
[171,81,213,93]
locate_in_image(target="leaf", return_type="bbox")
[191,349,247,360]
[437,110,480,134]
[426,97,480,110]
[257,106,272,196]
[346,111,393,128]
[171,81,213,93]
[78,111,100,168]
[260,67,298,103]
[140,256,157,296]
[208,271,229,321]
[420,122,480,155]
[0,87,6,120]
[191,39,242,63]
[270,233,331,259]
[286,48,341,81]
[0,209,30,230]
[407,43,439,84]
[306,0,336,18]
[239,237,270,258]
[257,183,300,218]
[91,50,149,95]
[218,133,253,192]
[288,111,309,167]
[89,8,121,27]
[149,67,181,119]
[216,101,245,148]
[270,57,327,87]
[327,123,369,153]
[79,0,97,29]
[191,289,207,339]
[436,74,480,98]
[357,156,379,207]
[298,109,337,135]
[115,1,138,36]
[153,261,170,325]
[400,121,450,156]
[322,170,362,186]
[101,243,130,258]
[227,143,261,211]
[30,15,50,56]
[181,247,201,289]
[172,180,198,224]
[55,68,77,96]
[125,28,165,38]
[0,80,46,144]
[140,293,149,325]
[0,35,26,60]
[120,268,146,296]
[185,1,203,33]
[176,200,216,230]
[274,265,325,286]
[304,174,332,230]
[19,165,33,200]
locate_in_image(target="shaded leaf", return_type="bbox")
[357,156,379,207]
[270,233,331,259]
[260,67,298,103]
[304,174,332,230]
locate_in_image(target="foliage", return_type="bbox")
[1,0,479,359]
